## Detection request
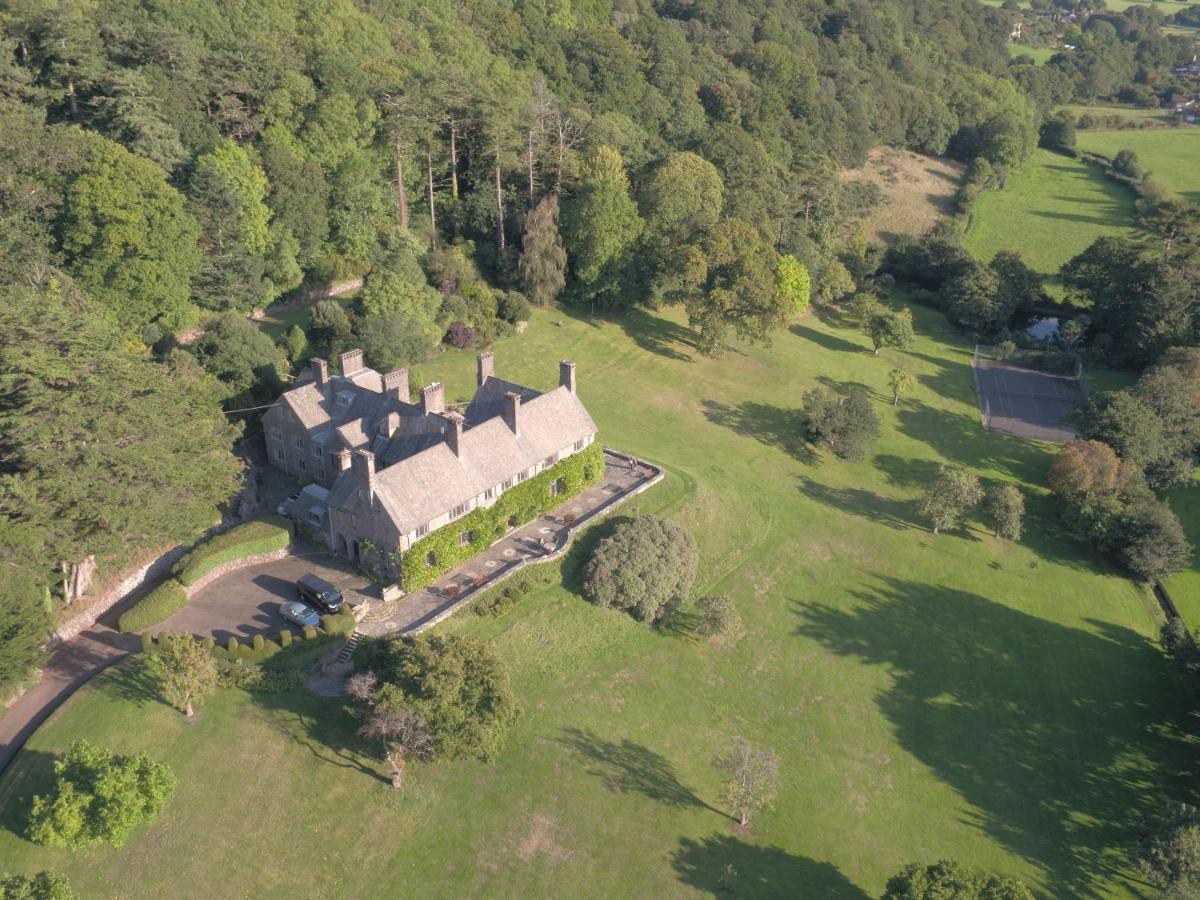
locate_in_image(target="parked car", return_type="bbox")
[296,573,344,614]
[279,600,321,628]
[276,491,301,517]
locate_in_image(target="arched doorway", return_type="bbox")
[351,540,360,561]
[335,533,349,558]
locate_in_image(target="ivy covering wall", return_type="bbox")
[400,443,605,592]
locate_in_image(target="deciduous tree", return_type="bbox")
[919,466,983,535]
[148,632,218,718]
[583,516,698,624]
[715,737,779,828]
[889,368,916,406]
[518,193,567,305]
[984,485,1025,540]
[864,305,915,355]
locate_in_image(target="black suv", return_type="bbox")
[296,573,344,614]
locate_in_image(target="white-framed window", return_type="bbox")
[415,523,429,539]
[484,486,496,500]
[292,436,304,450]
[310,444,322,457]
[295,457,306,472]
[502,478,513,490]
[543,453,557,468]
[336,390,354,407]
[551,478,565,496]
[574,439,585,452]
[515,471,526,484]
[449,501,469,520]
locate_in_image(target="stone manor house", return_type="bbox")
[263,349,598,569]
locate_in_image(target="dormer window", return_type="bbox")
[336,390,355,407]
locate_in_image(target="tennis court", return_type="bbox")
[972,355,1086,443]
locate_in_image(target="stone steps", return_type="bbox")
[335,630,361,663]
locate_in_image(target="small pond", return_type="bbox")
[1024,317,1061,342]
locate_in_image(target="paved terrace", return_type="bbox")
[358,449,662,637]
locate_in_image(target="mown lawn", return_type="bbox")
[1008,43,1056,64]
[1167,475,1200,631]
[1075,128,1200,203]
[965,147,1137,281]
[0,304,1193,898]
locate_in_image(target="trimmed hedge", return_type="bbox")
[173,516,292,587]
[400,442,605,592]
[118,580,188,633]
[320,610,358,636]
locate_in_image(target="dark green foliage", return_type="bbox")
[0,288,241,596]
[308,300,353,351]
[1038,112,1076,150]
[933,264,1002,332]
[356,312,435,373]
[0,871,75,900]
[472,568,555,618]
[353,634,519,761]
[497,291,531,324]
[320,611,358,637]
[28,739,175,849]
[191,314,283,404]
[583,516,698,624]
[562,147,642,307]
[801,388,881,461]
[1140,803,1200,899]
[118,581,187,634]
[401,443,604,591]
[882,860,1034,899]
[0,570,50,695]
[172,517,291,587]
[1118,497,1192,583]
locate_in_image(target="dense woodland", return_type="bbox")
[0,0,1198,692]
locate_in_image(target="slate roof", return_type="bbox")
[329,384,597,536]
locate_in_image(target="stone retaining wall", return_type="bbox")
[182,547,292,596]
[50,546,191,646]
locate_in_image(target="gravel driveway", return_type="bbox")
[150,550,374,641]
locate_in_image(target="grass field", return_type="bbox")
[841,148,964,244]
[254,291,358,342]
[964,147,1137,280]
[1008,43,1056,64]
[1167,475,1200,631]
[0,304,1194,898]
[1076,128,1200,203]
[1063,103,1176,126]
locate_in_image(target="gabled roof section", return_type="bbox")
[463,376,542,427]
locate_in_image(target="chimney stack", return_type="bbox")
[339,348,364,376]
[559,360,576,395]
[336,449,352,473]
[442,412,465,457]
[477,351,494,387]
[382,368,410,403]
[420,382,445,415]
[311,358,329,388]
[503,391,521,435]
[350,450,376,506]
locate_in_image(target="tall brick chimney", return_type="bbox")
[382,368,410,403]
[442,411,465,457]
[339,348,364,376]
[559,360,576,394]
[379,411,401,439]
[311,358,329,388]
[350,449,376,506]
[503,391,521,436]
[420,382,445,415]
[477,351,494,387]
[336,449,352,473]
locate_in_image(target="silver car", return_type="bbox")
[279,600,321,628]
[276,491,301,517]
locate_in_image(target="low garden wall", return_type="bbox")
[404,449,665,635]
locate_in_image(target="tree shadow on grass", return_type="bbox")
[104,654,165,709]
[563,305,696,362]
[556,726,729,818]
[797,476,923,532]
[0,749,58,842]
[672,834,869,898]
[897,401,1046,487]
[790,322,865,355]
[792,576,1198,898]
[700,400,816,464]
[250,681,389,786]
[871,454,943,489]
